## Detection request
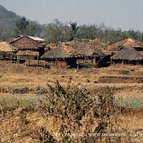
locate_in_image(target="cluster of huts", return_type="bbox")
[1,36,143,68]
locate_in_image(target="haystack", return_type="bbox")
[0,42,15,59]
[0,42,14,52]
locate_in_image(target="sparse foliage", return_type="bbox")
[39,81,124,143]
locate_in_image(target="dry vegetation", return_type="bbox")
[0,60,143,142]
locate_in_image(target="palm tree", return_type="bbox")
[69,22,79,40]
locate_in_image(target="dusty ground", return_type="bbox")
[0,60,143,142]
[0,60,143,102]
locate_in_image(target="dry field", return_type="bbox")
[0,60,143,142]
[1,60,143,102]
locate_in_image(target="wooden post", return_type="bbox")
[44,61,46,68]
[37,56,39,67]
[76,59,79,70]
[17,56,18,63]
[28,59,30,66]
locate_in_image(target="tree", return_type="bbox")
[15,17,29,36]
[46,19,71,44]
[76,25,97,40]
[69,22,79,40]
[26,21,43,36]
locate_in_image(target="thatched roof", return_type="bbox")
[107,38,143,52]
[88,38,108,48]
[72,42,105,57]
[10,36,43,50]
[0,42,14,52]
[41,48,69,59]
[16,50,39,57]
[111,48,143,61]
[43,41,105,59]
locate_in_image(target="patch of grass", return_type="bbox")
[0,97,37,107]
[115,98,143,108]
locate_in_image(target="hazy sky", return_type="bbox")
[0,0,143,31]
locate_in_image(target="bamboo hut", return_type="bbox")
[111,47,143,65]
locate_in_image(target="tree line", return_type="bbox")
[1,17,143,44]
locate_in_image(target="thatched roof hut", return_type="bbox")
[16,50,39,60]
[10,36,44,50]
[72,42,105,58]
[111,48,143,63]
[107,38,143,53]
[10,36,45,57]
[41,48,69,59]
[41,47,77,68]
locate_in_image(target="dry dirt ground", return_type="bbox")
[1,60,143,102]
[0,60,143,142]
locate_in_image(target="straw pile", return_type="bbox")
[0,42,14,52]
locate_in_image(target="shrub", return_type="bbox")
[40,81,92,121]
[39,81,122,143]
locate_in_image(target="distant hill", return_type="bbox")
[0,5,21,39]
[0,5,46,40]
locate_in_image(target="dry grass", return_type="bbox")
[0,61,143,142]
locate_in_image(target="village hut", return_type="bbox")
[72,42,106,67]
[107,38,143,54]
[0,42,15,60]
[10,36,45,56]
[111,47,143,65]
[72,42,104,58]
[16,50,39,65]
[41,47,77,68]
